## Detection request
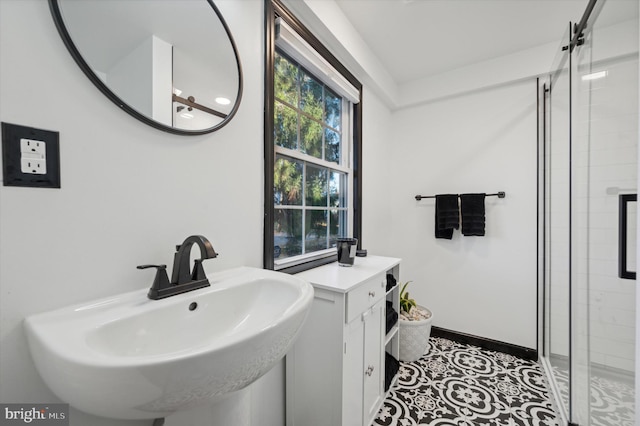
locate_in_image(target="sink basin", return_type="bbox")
[24,267,313,420]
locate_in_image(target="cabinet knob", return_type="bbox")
[369,291,376,297]
[365,365,374,376]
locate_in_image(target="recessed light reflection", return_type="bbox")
[582,71,608,81]
[180,113,194,119]
[215,97,231,105]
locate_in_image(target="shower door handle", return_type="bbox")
[618,194,637,280]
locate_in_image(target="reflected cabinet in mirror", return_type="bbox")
[49,0,242,135]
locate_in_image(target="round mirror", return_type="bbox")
[49,0,242,135]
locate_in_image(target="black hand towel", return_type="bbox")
[435,194,459,239]
[386,274,397,292]
[385,301,398,334]
[385,352,400,392]
[460,193,486,236]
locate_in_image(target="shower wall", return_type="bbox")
[574,15,638,425]
[582,54,637,373]
[542,5,638,424]
[575,17,639,375]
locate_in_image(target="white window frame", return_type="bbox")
[273,39,356,270]
[273,116,354,269]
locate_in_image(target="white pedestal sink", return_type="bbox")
[24,267,313,420]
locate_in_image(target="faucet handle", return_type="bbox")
[137,264,167,270]
[137,264,172,300]
[191,259,208,281]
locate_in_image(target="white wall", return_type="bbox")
[399,39,559,109]
[107,36,154,118]
[361,87,394,254]
[282,0,552,351]
[0,1,402,424]
[1,0,601,423]
[0,1,280,425]
[387,80,539,349]
[151,36,173,126]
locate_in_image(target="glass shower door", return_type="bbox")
[543,23,573,423]
[573,0,638,423]
[542,1,638,424]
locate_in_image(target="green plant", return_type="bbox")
[399,281,417,314]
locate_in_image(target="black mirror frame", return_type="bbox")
[48,0,243,136]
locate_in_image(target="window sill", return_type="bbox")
[275,254,338,274]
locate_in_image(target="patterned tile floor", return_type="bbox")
[550,363,635,426]
[589,372,635,426]
[374,337,559,426]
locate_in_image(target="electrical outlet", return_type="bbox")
[19,138,47,174]
[20,138,46,157]
[2,122,60,188]
[21,158,47,174]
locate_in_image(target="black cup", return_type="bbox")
[337,238,358,267]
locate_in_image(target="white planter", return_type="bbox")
[398,306,433,362]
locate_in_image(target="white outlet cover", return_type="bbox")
[21,158,47,175]
[20,138,46,157]
[19,138,47,174]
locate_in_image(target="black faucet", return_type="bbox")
[138,235,219,300]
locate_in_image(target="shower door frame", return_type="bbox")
[539,23,574,424]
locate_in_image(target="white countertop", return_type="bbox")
[294,255,401,293]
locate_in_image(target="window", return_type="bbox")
[265,1,362,273]
[274,51,351,266]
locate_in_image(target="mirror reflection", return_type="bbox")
[52,0,242,134]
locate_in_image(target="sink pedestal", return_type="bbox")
[163,389,250,426]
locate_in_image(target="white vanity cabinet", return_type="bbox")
[286,256,401,426]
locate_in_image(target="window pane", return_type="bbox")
[305,210,327,253]
[300,72,323,120]
[275,53,298,106]
[330,171,347,208]
[274,101,298,149]
[325,88,341,130]
[274,156,303,205]
[329,209,347,247]
[271,47,354,269]
[325,128,341,164]
[274,209,302,260]
[300,116,322,159]
[306,165,328,207]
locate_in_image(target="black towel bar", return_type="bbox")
[415,191,506,201]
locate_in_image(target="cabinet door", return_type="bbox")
[363,299,384,424]
[343,316,364,426]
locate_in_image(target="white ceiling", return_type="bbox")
[334,0,638,85]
